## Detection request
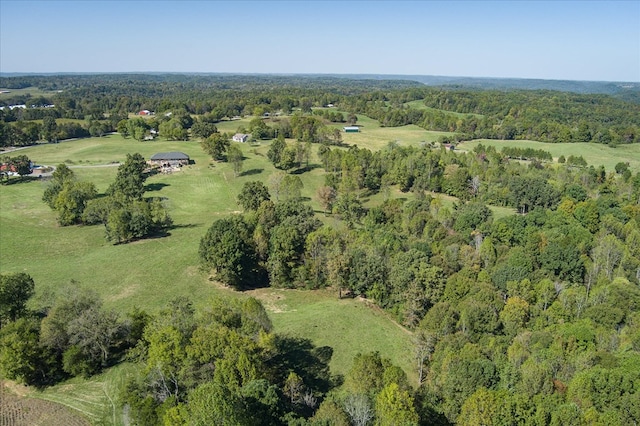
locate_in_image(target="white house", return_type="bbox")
[232,133,250,143]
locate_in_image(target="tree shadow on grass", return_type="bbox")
[145,182,170,192]
[1,176,40,185]
[291,164,321,175]
[240,168,264,177]
[268,336,337,395]
[169,223,202,230]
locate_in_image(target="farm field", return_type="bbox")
[1,364,135,426]
[1,135,285,313]
[214,111,455,151]
[459,139,640,172]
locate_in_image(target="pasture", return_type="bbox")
[459,139,640,172]
[0,134,419,409]
[248,288,417,382]
[1,135,282,313]
[0,86,60,101]
[328,113,455,150]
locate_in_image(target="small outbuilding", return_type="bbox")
[232,133,250,143]
[343,126,360,133]
[149,152,190,167]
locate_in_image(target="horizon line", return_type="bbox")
[0,72,638,85]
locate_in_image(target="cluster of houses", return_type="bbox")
[0,104,55,111]
[0,161,45,177]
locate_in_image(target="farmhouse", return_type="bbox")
[344,126,360,133]
[149,152,190,167]
[138,110,153,116]
[232,133,250,143]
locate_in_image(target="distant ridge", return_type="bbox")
[317,74,640,95]
[1,72,638,95]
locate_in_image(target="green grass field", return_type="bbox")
[0,86,60,101]
[1,135,284,313]
[459,139,640,172]
[328,113,455,151]
[0,133,418,414]
[248,288,416,383]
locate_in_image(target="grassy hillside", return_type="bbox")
[459,139,640,172]
[0,134,418,393]
[248,288,416,382]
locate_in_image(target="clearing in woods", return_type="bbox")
[459,139,640,172]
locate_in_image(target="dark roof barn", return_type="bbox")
[150,152,190,161]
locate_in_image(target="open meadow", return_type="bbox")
[459,139,640,172]
[0,132,420,418]
[328,112,455,150]
[0,86,61,101]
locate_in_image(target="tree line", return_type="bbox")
[2,74,639,148]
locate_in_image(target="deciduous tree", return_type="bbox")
[201,132,230,161]
[237,181,270,211]
[227,143,244,177]
[0,272,35,327]
[107,152,147,201]
[199,216,257,289]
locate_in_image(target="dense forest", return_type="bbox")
[1,74,640,425]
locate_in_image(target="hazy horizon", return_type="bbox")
[0,71,637,85]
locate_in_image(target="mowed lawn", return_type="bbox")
[459,139,640,172]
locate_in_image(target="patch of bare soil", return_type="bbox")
[0,381,90,426]
[246,288,288,313]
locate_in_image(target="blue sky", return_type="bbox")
[1,0,638,82]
